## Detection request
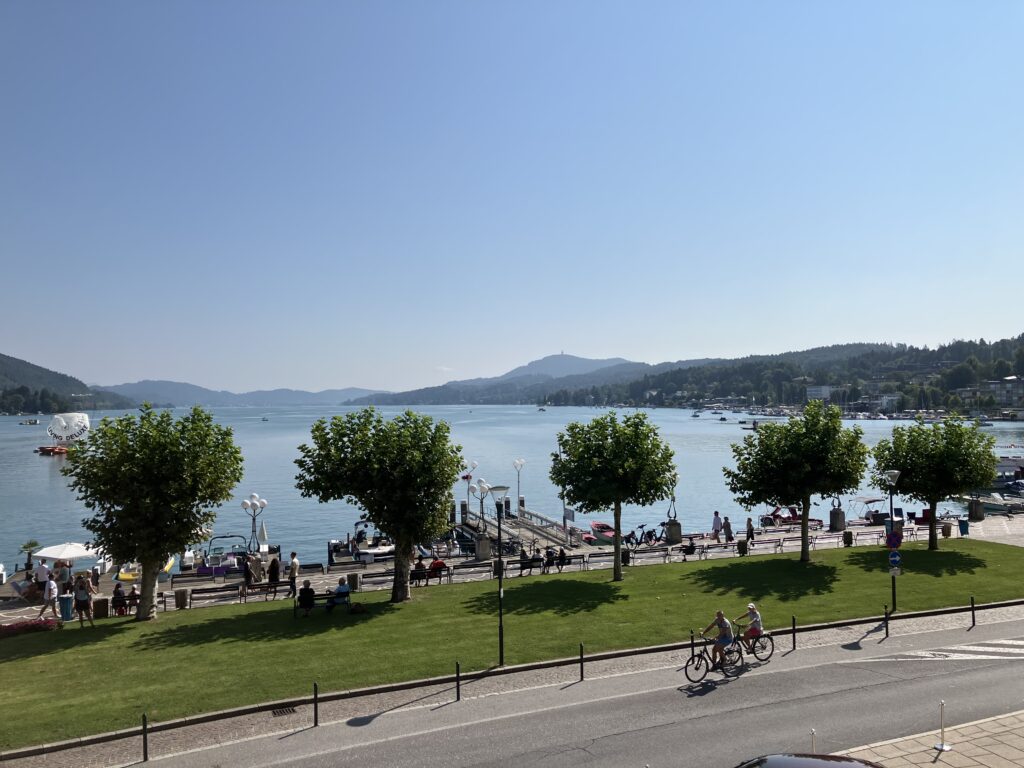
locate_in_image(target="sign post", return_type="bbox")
[888,549,902,611]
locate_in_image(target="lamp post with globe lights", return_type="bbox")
[470,479,510,666]
[513,458,526,515]
[241,493,268,553]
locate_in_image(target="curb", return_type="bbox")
[833,708,1024,755]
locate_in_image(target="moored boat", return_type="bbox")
[589,520,618,544]
[114,556,175,582]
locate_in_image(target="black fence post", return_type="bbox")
[884,606,889,638]
[313,681,319,727]
[791,616,796,651]
[579,643,585,681]
[971,596,976,628]
[690,630,695,656]
[456,661,461,701]
[142,712,149,762]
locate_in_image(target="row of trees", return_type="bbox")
[1,385,73,415]
[62,402,997,620]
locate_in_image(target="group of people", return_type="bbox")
[296,577,352,617]
[710,511,757,546]
[29,565,110,628]
[700,603,764,670]
[410,556,448,586]
[518,546,568,575]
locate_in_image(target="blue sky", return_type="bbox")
[2,2,1020,393]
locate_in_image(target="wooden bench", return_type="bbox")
[699,542,738,559]
[749,537,783,554]
[813,533,843,549]
[325,560,367,575]
[188,584,243,608]
[292,590,350,618]
[285,562,326,576]
[448,561,494,582]
[854,530,884,545]
[780,536,803,551]
[170,572,216,588]
[585,551,622,569]
[245,583,283,601]
[630,546,675,564]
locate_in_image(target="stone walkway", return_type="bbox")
[838,710,1024,767]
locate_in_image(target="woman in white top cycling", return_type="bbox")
[734,602,762,652]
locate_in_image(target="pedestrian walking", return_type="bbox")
[711,511,723,542]
[723,516,734,543]
[38,572,59,620]
[285,551,299,598]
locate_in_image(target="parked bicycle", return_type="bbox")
[684,634,744,682]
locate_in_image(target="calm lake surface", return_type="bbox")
[3,406,1022,568]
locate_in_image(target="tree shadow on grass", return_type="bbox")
[131,601,397,652]
[682,559,837,603]
[845,548,986,577]
[0,620,133,663]
[461,578,627,617]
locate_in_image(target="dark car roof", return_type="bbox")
[734,755,886,768]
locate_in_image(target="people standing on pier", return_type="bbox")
[33,558,49,589]
[723,517,734,544]
[285,552,299,598]
[711,511,723,542]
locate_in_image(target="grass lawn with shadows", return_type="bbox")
[1,538,1021,750]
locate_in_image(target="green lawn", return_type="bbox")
[2,538,1021,750]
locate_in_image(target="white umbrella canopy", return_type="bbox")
[258,520,269,544]
[32,542,98,561]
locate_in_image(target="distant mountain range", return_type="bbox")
[350,353,718,406]
[94,380,383,407]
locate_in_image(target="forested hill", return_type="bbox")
[0,352,135,413]
[546,337,1024,408]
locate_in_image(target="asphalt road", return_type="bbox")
[157,619,1024,768]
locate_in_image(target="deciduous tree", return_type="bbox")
[63,405,244,620]
[871,417,997,550]
[549,411,676,582]
[724,400,868,562]
[295,408,463,603]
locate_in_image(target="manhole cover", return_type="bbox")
[271,707,297,717]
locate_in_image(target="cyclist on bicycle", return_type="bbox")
[734,602,762,652]
[700,610,733,669]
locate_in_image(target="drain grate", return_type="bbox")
[271,707,297,717]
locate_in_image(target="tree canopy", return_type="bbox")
[295,408,463,603]
[871,417,997,550]
[549,411,677,582]
[723,400,868,562]
[63,405,244,620]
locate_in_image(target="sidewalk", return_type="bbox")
[837,709,1024,767]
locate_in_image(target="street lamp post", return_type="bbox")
[884,469,901,611]
[489,484,510,666]
[241,493,268,553]
[512,459,526,514]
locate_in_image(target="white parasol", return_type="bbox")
[33,542,98,561]
[258,520,269,544]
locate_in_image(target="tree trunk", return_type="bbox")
[391,538,412,603]
[612,501,623,582]
[928,503,939,550]
[800,496,812,563]
[136,559,160,621]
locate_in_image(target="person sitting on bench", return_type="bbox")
[298,580,316,617]
[683,537,697,556]
[325,578,351,612]
[427,557,447,585]
[411,556,427,586]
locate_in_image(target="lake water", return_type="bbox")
[3,406,1022,568]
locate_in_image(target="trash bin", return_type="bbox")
[58,594,74,622]
[942,522,952,538]
[346,572,361,592]
[842,530,854,547]
[958,519,970,537]
[621,549,631,566]
[736,540,749,556]
[883,519,894,535]
[174,588,189,610]
[93,597,109,619]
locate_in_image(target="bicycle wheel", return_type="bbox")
[684,654,709,683]
[723,644,744,674]
[752,634,774,661]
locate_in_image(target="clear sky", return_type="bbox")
[2,2,1020,393]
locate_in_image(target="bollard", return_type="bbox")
[970,595,976,628]
[579,643,585,681]
[810,728,816,753]
[690,629,695,656]
[791,616,796,651]
[884,606,889,638]
[142,712,149,762]
[313,681,319,727]
[934,700,952,752]
[456,661,461,702]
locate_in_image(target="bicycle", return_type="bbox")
[732,620,774,661]
[684,632,744,682]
